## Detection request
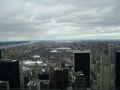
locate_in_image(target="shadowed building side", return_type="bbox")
[0,49,1,59]
[0,60,24,90]
[74,51,90,88]
[115,51,120,89]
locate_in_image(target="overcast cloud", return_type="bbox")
[0,0,120,41]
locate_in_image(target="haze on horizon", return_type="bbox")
[0,0,120,41]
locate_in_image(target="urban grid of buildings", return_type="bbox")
[0,40,120,90]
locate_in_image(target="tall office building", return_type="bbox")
[74,51,90,87]
[115,51,120,88]
[53,68,64,89]
[108,44,118,90]
[0,50,1,59]
[48,66,54,89]
[0,60,24,90]
[108,44,120,90]
[63,68,69,89]
[109,44,116,63]
[100,55,112,90]
[50,67,69,90]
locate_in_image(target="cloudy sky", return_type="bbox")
[0,0,120,41]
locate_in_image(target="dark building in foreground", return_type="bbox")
[74,51,90,87]
[63,68,69,89]
[0,50,1,59]
[50,67,69,90]
[115,51,120,88]
[0,60,24,90]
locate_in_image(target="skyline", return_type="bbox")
[0,0,120,41]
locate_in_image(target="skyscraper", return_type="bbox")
[0,60,24,90]
[74,51,90,87]
[0,50,1,59]
[53,68,64,89]
[115,51,120,88]
[63,68,69,89]
[50,67,69,90]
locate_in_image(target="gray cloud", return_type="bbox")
[0,0,120,41]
